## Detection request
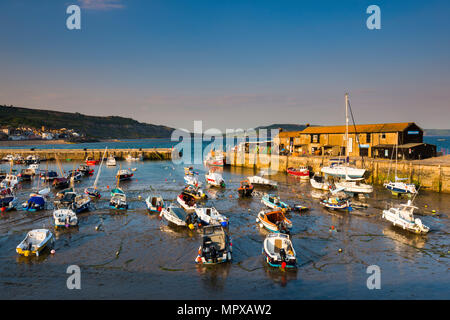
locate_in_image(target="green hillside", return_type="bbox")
[0,105,174,139]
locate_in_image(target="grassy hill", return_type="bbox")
[255,123,311,132]
[0,105,174,139]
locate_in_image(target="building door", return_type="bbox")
[359,148,369,157]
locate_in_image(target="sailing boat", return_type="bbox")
[52,154,70,189]
[321,93,366,179]
[85,147,107,198]
[383,143,417,195]
[110,164,128,210]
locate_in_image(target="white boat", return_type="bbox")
[195,207,228,227]
[335,178,373,194]
[53,208,78,228]
[204,152,224,166]
[2,154,14,162]
[0,174,19,189]
[310,173,331,191]
[106,155,116,166]
[16,229,54,257]
[320,196,351,211]
[247,175,277,188]
[256,209,292,233]
[110,192,128,210]
[126,153,143,161]
[71,194,91,213]
[0,188,18,212]
[184,175,202,187]
[261,194,290,211]
[116,169,133,181]
[177,193,197,212]
[205,171,225,187]
[27,164,39,174]
[195,225,232,264]
[384,143,418,195]
[382,200,429,234]
[85,147,107,198]
[160,204,194,228]
[145,195,164,213]
[263,233,297,268]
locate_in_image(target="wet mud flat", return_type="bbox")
[0,161,449,299]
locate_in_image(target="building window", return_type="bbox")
[381,133,386,139]
[366,133,371,143]
[312,134,319,143]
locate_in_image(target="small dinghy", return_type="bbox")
[53,208,78,228]
[205,171,225,187]
[116,169,133,181]
[320,196,351,211]
[22,195,46,212]
[110,192,128,210]
[261,194,290,211]
[256,210,292,233]
[195,225,232,264]
[110,187,125,197]
[237,180,254,197]
[177,193,197,212]
[184,174,202,188]
[145,195,164,213]
[195,207,229,227]
[16,229,54,257]
[292,203,309,212]
[382,200,429,234]
[71,194,91,213]
[182,185,207,200]
[287,166,310,180]
[247,175,277,189]
[263,233,296,269]
[160,204,196,228]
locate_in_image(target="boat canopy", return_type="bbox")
[28,196,45,205]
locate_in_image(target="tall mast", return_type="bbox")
[345,93,349,158]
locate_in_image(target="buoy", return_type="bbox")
[281,262,286,270]
[331,225,335,230]
[107,185,110,189]
[138,195,142,200]
[338,248,342,253]
[432,210,436,214]
[51,249,56,254]
[115,251,120,256]
[188,224,194,230]
[229,195,232,198]
[425,205,428,208]
[1,207,5,212]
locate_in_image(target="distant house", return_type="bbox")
[274,122,436,160]
[42,132,54,140]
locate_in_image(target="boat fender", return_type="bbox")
[188,224,194,230]
[51,249,56,255]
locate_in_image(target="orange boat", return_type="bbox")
[237,180,254,197]
[256,210,292,233]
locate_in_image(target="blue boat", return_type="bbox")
[22,195,46,212]
[261,194,290,211]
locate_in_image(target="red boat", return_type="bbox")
[85,157,99,166]
[287,166,310,179]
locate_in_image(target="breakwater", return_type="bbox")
[0,148,173,161]
[225,151,450,193]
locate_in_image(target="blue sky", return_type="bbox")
[0,0,449,130]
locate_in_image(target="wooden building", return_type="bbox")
[274,122,436,160]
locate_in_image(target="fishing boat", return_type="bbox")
[116,169,133,181]
[182,185,207,200]
[0,187,18,212]
[320,196,351,211]
[85,156,98,166]
[383,143,418,195]
[247,175,277,188]
[287,166,310,180]
[109,192,128,210]
[177,192,197,212]
[263,233,297,269]
[204,151,224,167]
[126,153,143,161]
[160,204,196,228]
[77,164,94,176]
[261,194,290,211]
[85,147,107,199]
[53,208,78,228]
[237,180,254,197]
[18,168,34,181]
[66,170,82,182]
[16,229,54,257]
[382,200,429,234]
[335,178,373,194]
[184,174,202,187]
[310,173,332,191]
[195,207,229,227]
[195,225,232,264]
[256,210,292,233]
[71,194,91,213]
[27,164,39,175]
[54,191,77,209]
[22,195,46,212]
[205,171,225,187]
[106,155,116,166]
[41,170,58,181]
[145,195,164,213]
[25,155,40,164]
[0,174,19,188]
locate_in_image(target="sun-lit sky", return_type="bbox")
[0,0,449,131]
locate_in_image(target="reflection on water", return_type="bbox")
[0,159,449,299]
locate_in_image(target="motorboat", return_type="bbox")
[77,164,94,176]
[52,177,70,189]
[184,174,202,188]
[177,193,197,212]
[22,195,46,212]
[195,207,228,227]
[205,171,225,187]
[320,196,351,211]
[71,194,91,213]
[247,175,277,188]
[106,155,116,166]
[310,173,332,191]
[41,170,58,181]
[18,168,34,181]
[384,181,417,195]
[335,178,373,194]
[0,174,19,189]
[292,203,309,212]
[16,229,54,257]
[0,188,18,212]
[287,166,310,180]
[160,204,196,228]
[261,194,290,211]
[256,210,292,233]
[237,180,254,197]
[66,170,82,182]
[321,164,366,179]
[54,191,77,209]
[182,185,207,200]
[204,152,224,166]
[116,169,133,181]
[25,155,40,164]
[53,208,78,228]
[27,164,39,175]
[126,153,143,161]
[109,192,128,210]
[85,187,101,199]
[85,156,98,166]
[382,200,429,234]
[263,233,296,269]
[145,195,164,213]
[195,225,232,264]
[110,187,125,197]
